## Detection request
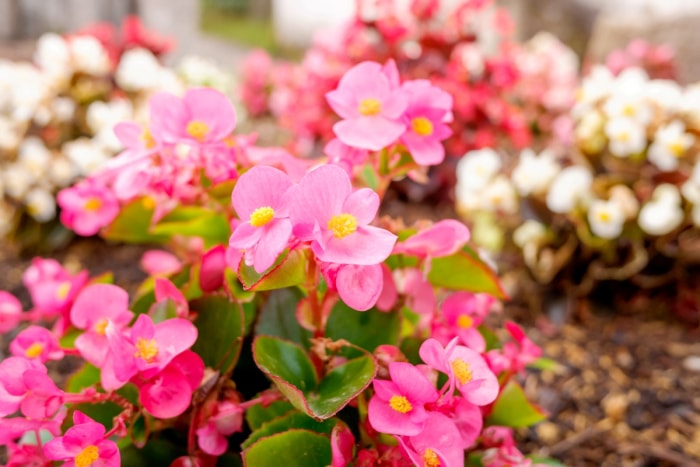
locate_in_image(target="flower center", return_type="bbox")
[93,318,109,335]
[75,445,99,467]
[457,314,474,329]
[327,213,358,239]
[250,206,275,227]
[617,131,630,143]
[358,98,382,116]
[142,196,156,210]
[423,448,441,467]
[597,210,612,223]
[186,120,209,142]
[25,342,44,359]
[388,395,412,413]
[134,337,159,363]
[622,104,636,118]
[84,197,102,212]
[668,140,687,158]
[451,358,473,385]
[141,128,156,149]
[56,282,71,301]
[411,117,434,136]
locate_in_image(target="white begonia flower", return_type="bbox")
[17,137,52,179]
[605,118,647,157]
[2,164,33,199]
[69,36,110,76]
[608,185,639,220]
[25,187,56,222]
[0,117,20,151]
[572,65,614,117]
[511,148,560,196]
[34,33,72,84]
[52,97,76,122]
[63,138,110,176]
[602,94,653,127]
[87,99,133,152]
[638,184,684,235]
[647,120,695,172]
[588,198,626,239]
[156,68,186,95]
[646,80,683,112]
[456,148,502,192]
[481,175,519,214]
[681,163,700,204]
[546,165,593,214]
[177,55,232,92]
[116,48,162,92]
[691,204,700,227]
[513,219,548,249]
[9,63,49,122]
[49,157,78,188]
[680,84,700,127]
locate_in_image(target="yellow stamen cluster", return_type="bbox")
[358,98,382,116]
[56,282,71,301]
[75,445,99,467]
[668,140,687,158]
[451,358,473,385]
[186,120,210,142]
[327,213,358,239]
[389,395,413,413]
[134,337,159,363]
[93,318,109,336]
[250,206,275,227]
[25,342,44,359]
[597,211,612,223]
[411,117,434,136]
[456,315,474,329]
[423,448,441,467]
[84,197,102,212]
[141,128,156,149]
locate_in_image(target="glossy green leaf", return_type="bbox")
[245,400,295,431]
[242,411,338,449]
[486,381,547,428]
[527,357,564,372]
[65,363,100,393]
[151,210,230,246]
[243,430,331,467]
[427,245,507,299]
[253,336,318,393]
[239,249,307,291]
[225,268,255,302]
[129,413,149,448]
[120,439,185,466]
[191,296,245,374]
[256,288,311,348]
[102,197,168,244]
[307,355,376,419]
[325,302,401,358]
[527,456,566,467]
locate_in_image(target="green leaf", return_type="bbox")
[527,357,564,372]
[151,209,230,246]
[479,325,501,351]
[129,413,150,448]
[120,439,186,466]
[527,456,566,467]
[246,400,295,431]
[242,411,338,449]
[65,363,101,392]
[486,381,547,427]
[242,430,331,467]
[307,356,376,419]
[256,288,311,348]
[238,249,307,291]
[191,296,245,374]
[253,336,318,393]
[427,245,507,299]
[225,268,255,302]
[325,302,401,358]
[102,197,168,244]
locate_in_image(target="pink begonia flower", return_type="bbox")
[368,362,439,436]
[199,244,227,292]
[10,325,64,362]
[107,314,198,387]
[138,350,204,419]
[322,263,383,311]
[324,138,369,175]
[0,357,63,419]
[0,291,22,333]
[326,61,407,151]
[141,249,183,276]
[0,415,63,446]
[149,87,236,145]
[71,284,133,368]
[154,278,189,318]
[330,423,355,467]
[398,411,464,467]
[4,441,49,467]
[229,166,294,273]
[434,396,483,449]
[196,400,244,455]
[399,80,454,165]
[22,258,89,323]
[290,165,397,265]
[375,264,398,312]
[244,146,312,182]
[57,182,120,236]
[394,268,435,317]
[482,444,536,467]
[486,321,542,375]
[394,219,470,259]
[435,291,495,352]
[43,411,120,467]
[481,426,516,448]
[419,338,498,406]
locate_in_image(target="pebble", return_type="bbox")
[682,355,700,372]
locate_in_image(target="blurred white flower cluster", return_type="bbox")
[455,65,700,288]
[0,29,232,238]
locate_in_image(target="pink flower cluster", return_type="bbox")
[603,39,677,81]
